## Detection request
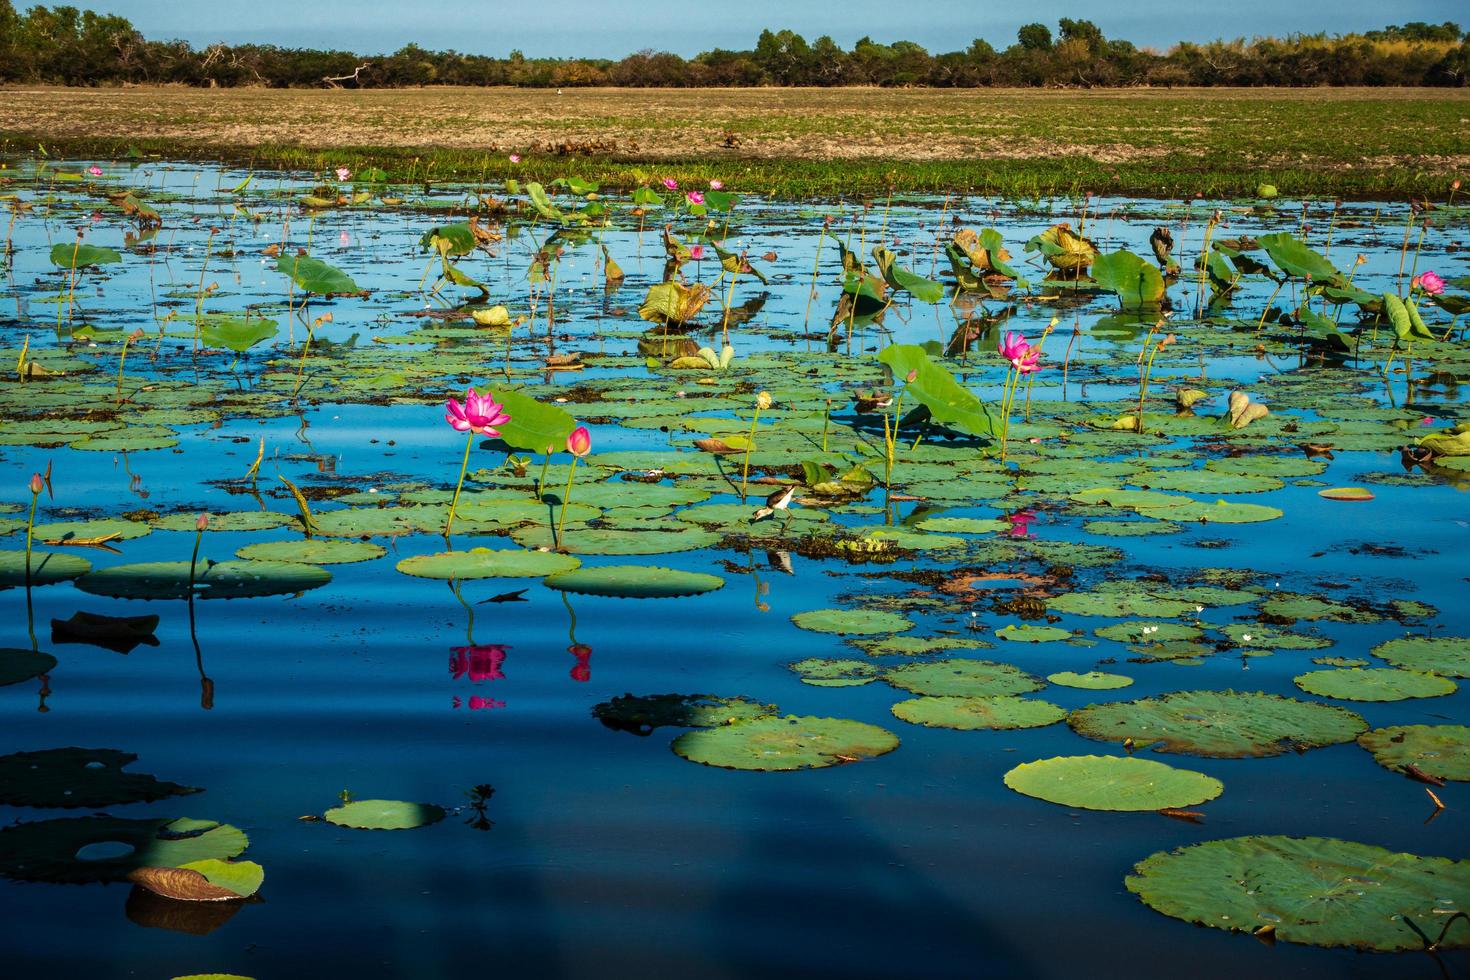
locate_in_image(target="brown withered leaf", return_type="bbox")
[692,438,740,455]
[1157,808,1206,824]
[127,866,241,903]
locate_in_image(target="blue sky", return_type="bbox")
[79,0,1467,58]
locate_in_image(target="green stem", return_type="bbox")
[739,406,761,503]
[444,430,475,540]
[24,488,39,592]
[556,456,579,548]
[536,452,551,499]
[115,334,133,407]
[820,399,831,452]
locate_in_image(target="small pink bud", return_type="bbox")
[29,473,44,495]
[905,370,918,382]
[196,514,210,531]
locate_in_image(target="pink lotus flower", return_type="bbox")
[1414,270,1445,296]
[662,177,678,191]
[998,332,1041,373]
[450,644,508,682]
[566,425,591,458]
[335,167,351,181]
[687,191,705,206]
[445,387,511,436]
[508,153,521,164]
[87,165,103,177]
[1006,508,1036,539]
[709,179,724,190]
[689,244,705,261]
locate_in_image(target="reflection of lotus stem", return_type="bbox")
[1396,208,1414,282]
[59,235,81,331]
[720,266,739,347]
[445,431,475,540]
[1407,224,1428,282]
[882,393,904,523]
[555,457,579,548]
[739,404,762,503]
[802,231,826,347]
[1255,278,1284,334]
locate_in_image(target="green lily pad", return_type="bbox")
[75,560,331,600]
[511,523,719,555]
[792,609,912,635]
[884,659,1043,697]
[0,549,93,588]
[1261,593,1378,624]
[996,624,1074,643]
[671,715,900,771]
[1069,690,1366,758]
[323,799,445,830]
[395,548,580,579]
[914,517,1006,534]
[1046,582,1198,618]
[592,693,776,736]
[152,511,298,533]
[788,658,882,687]
[1084,519,1182,537]
[1126,835,1470,951]
[0,748,201,809]
[1293,668,1456,702]
[1358,725,1470,782]
[891,695,1065,731]
[1048,671,1133,690]
[1371,636,1470,678]
[543,565,724,599]
[235,539,385,565]
[32,518,151,542]
[1222,623,1331,651]
[1096,622,1202,643]
[1141,470,1284,494]
[177,858,264,898]
[1135,500,1284,524]
[1005,755,1223,811]
[0,648,58,686]
[0,816,248,884]
[852,636,992,657]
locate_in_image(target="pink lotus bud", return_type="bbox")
[662,177,678,191]
[28,473,44,495]
[88,165,103,177]
[709,179,724,190]
[566,426,591,458]
[196,514,210,531]
[509,154,521,164]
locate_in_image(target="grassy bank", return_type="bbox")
[2,86,1466,199]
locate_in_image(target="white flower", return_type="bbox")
[1242,633,1253,642]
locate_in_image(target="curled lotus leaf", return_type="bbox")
[1357,725,1470,782]
[1068,690,1366,758]
[885,659,1043,698]
[891,695,1064,731]
[1293,668,1456,703]
[129,859,263,901]
[671,715,900,771]
[0,816,248,884]
[1371,636,1470,678]
[323,799,445,831]
[0,748,200,809]
[1126,835,1470,952]
[593,693,777,736]
[1004,755,1223,811]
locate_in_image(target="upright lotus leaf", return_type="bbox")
[885,659,1043,698]
[323,799,445,830]
[950,228,1021,285]
[50,242,121,269]
[490,387,576,454]
[524,182,573,223]
[275,253,360,295]
[1004,755,1223,811]
[1092,249,1165,312]
[1257,233,1340,283]
[1288,303,1352,351]
[713,244,768,284]
[877,344,996,437]
[1418,422,1470,457]
[872,246,944,303]
[639,281,711,325]
[418,223,476,257]
[1357,725,1470,782]
[1293,668,1455,702]
[0,748,201,809]
[198,315,278,353]
[891,695,1064,731]
[1069,690,1366,758]
[1126,836,1470,952]
[593,693,777,736]
[1383,292,1435,342]
[0,816,248,884]
[1371,636,1469,677]
[671,715,900,771]
[1024,223,1097,273]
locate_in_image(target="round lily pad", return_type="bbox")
[671,715,900,771]
[1084,519,1182,537]
[0,748,200,809]
[884,659,1043,697]
[592,693,776,736]
[0,816,248,884]
[511,523,720,555]
[0,648,58,687]
[1222,623,1332,651]
[395,547,580,580]
[236,539,385,565]
[1127,835,1470,951]
[76,560,331,600]
[792,608,912,635]
[1005,755,1223,811]
[323,799,446,831]
[32,519,152,542]
[996,624,1074,643]
[1318,487,1374,502]
[152,511,298,533]
[891,695,1065,731]
[1069,690,1367,758]
[1371,636,1470,678]
[1048,671,1133,690]
[0,549,92,588]
[543,565,724,599]
[788,658,882,687]
[1358,725,1470,782]
[1293,668,1456,702]
[1135,500,1283,523]
[1096,622,1203,644]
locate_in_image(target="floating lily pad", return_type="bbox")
[853,636,992,657]
[1371,636,1470,678]
[323,799,445,831]
[884,659,1043,697]
[1222,623,1331,651]
[1261,593,1378,624]
[1142,470,1283,494]
[792,608,912,635]
[671,715,900,771]
[76,560,331,600]
[177,858,264,898]
[1005,755,1223,811]
[543,565,724,599]
[1048,671,1133,690]
[788,658,882,687]
[235,539,385,565]
[395,548,579,579]
[1046,582,1198,618]
[891,695,1065,731]
[0,748,200,809]
[511,523,719,555]
[0,648,58,686]
[996,624,1074,643]
[1084,519,1182,537]
[1069,690,1366,758]
[1318,487,1374,502]
[1126,835,1470,951]
[1358,725,1470,782]
[0,816,248,884]
[914,516,1006,534]
[0,549,92,588]
[593,693,776,736]
[152,511,298,533]
[1293,668,1456,702]
[32,519,152,543]
[1096,622,1203,643]
[1135,500,1283,524]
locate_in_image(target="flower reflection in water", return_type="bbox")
[452,695,505,711]
[569,643,592,683]
[1006,508,1037,539]
[450,644,507,682]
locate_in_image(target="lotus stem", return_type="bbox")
[445,430,475,540]
[188,522,206,592]
[23,482,40,592]
[555,456,579,548]
[1396,207,1414,283]
[802,229,826,347]
[820,398,831,452]
[536,452,551,499]
[739,404,761,503]
[194,226,216,350]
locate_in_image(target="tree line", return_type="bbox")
[2,4,1467,88]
